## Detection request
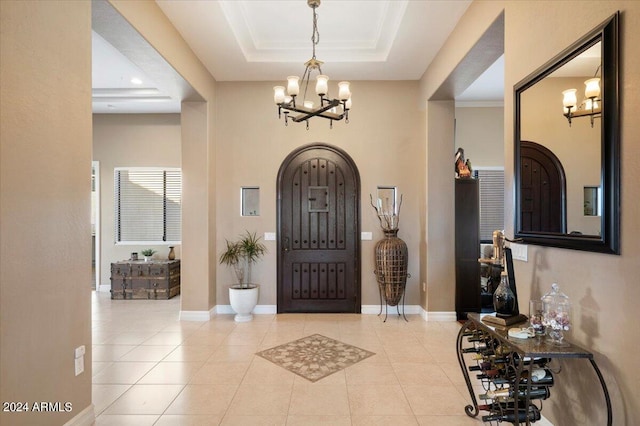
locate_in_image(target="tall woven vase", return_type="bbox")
[374,229,408,306]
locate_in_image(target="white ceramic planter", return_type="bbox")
[228,285,259,322]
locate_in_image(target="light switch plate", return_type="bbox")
[361,232,373,240]
[264,232,276,241]
[511,243,528,262]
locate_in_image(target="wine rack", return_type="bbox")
[457,313,612,425]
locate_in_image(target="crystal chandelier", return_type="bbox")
[273,0,352,130]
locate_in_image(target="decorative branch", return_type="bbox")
[370,193,403,231]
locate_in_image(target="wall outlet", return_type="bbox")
[511,243,528,262]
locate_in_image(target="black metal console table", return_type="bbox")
[457,313,612,425]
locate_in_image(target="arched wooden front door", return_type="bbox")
[520,141,567,233]
[277,143,361,313]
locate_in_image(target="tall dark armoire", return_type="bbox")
[455,178,480,320]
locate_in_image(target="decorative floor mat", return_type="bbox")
[256,334,376,382]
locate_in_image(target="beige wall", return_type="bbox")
[92,113,182,286]
[0,1,93,425]
[506,2,640,423]
[455,106,505,168]
[214,81,425,307]
[423,1,640,423]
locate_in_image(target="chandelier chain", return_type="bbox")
[311,6,320,60]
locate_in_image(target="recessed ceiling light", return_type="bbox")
[130,77,143,85]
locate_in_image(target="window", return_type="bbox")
[114,168,181,244]
[474,168,505,242]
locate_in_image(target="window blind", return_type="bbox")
[474,168,505,242]
[115,168,182,243]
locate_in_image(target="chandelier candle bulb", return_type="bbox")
[274,86,285,104]
[584,77,601,99]
[287,76,300,96]
[338,81,351,101]
[315,75,329,96]
[562,89,577,109]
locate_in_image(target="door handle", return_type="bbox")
[283,237,290,252]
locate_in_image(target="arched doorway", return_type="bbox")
[276,143,361,313]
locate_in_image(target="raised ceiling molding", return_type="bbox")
[219,0,408,63]
[156,0,474,81]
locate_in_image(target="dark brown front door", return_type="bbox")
[520,141,567,233]
[277,143,360,313]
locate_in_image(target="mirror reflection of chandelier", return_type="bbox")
[562,66,601,127]
[273,0,352,130]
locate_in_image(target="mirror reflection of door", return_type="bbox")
[519,42,601,236]
[277,143,360,313]
[520,141,566,233]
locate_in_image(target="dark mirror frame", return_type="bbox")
[514,12,619,254]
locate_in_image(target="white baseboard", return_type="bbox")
[63,404,94,426]
[182,304,456,322]
[215,305,277,315]
[423,311,457,321]
[179,307,215,321]
[417,308,458,321]
[361,304,422,315]
[253,305,277,314]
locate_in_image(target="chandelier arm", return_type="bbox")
[290,99,342,122]
[302,65,312,104]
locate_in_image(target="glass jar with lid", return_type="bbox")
[541,283,571,346]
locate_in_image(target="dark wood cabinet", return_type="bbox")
[455,179,480,320]
[110,260,180,300]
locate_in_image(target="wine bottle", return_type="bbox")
[492,356,550,368]
[469,361,492,371]
[493,368,554,386]
[482,405,542,423]
[476,369,502,379]
[479,401,519,411]
[462,340,495,353]
[479,386,550,401]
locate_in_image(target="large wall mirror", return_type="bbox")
[514,12,619,254]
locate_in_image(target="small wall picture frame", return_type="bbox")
[241,186,260,216]
[583,186,600,216]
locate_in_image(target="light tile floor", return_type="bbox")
[92,292,486,425]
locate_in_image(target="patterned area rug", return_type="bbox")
[256,334,375,382]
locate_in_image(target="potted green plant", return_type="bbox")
[141,249,156,262]
[219,231,267,322]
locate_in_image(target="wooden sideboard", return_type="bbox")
[110,260,180,300]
